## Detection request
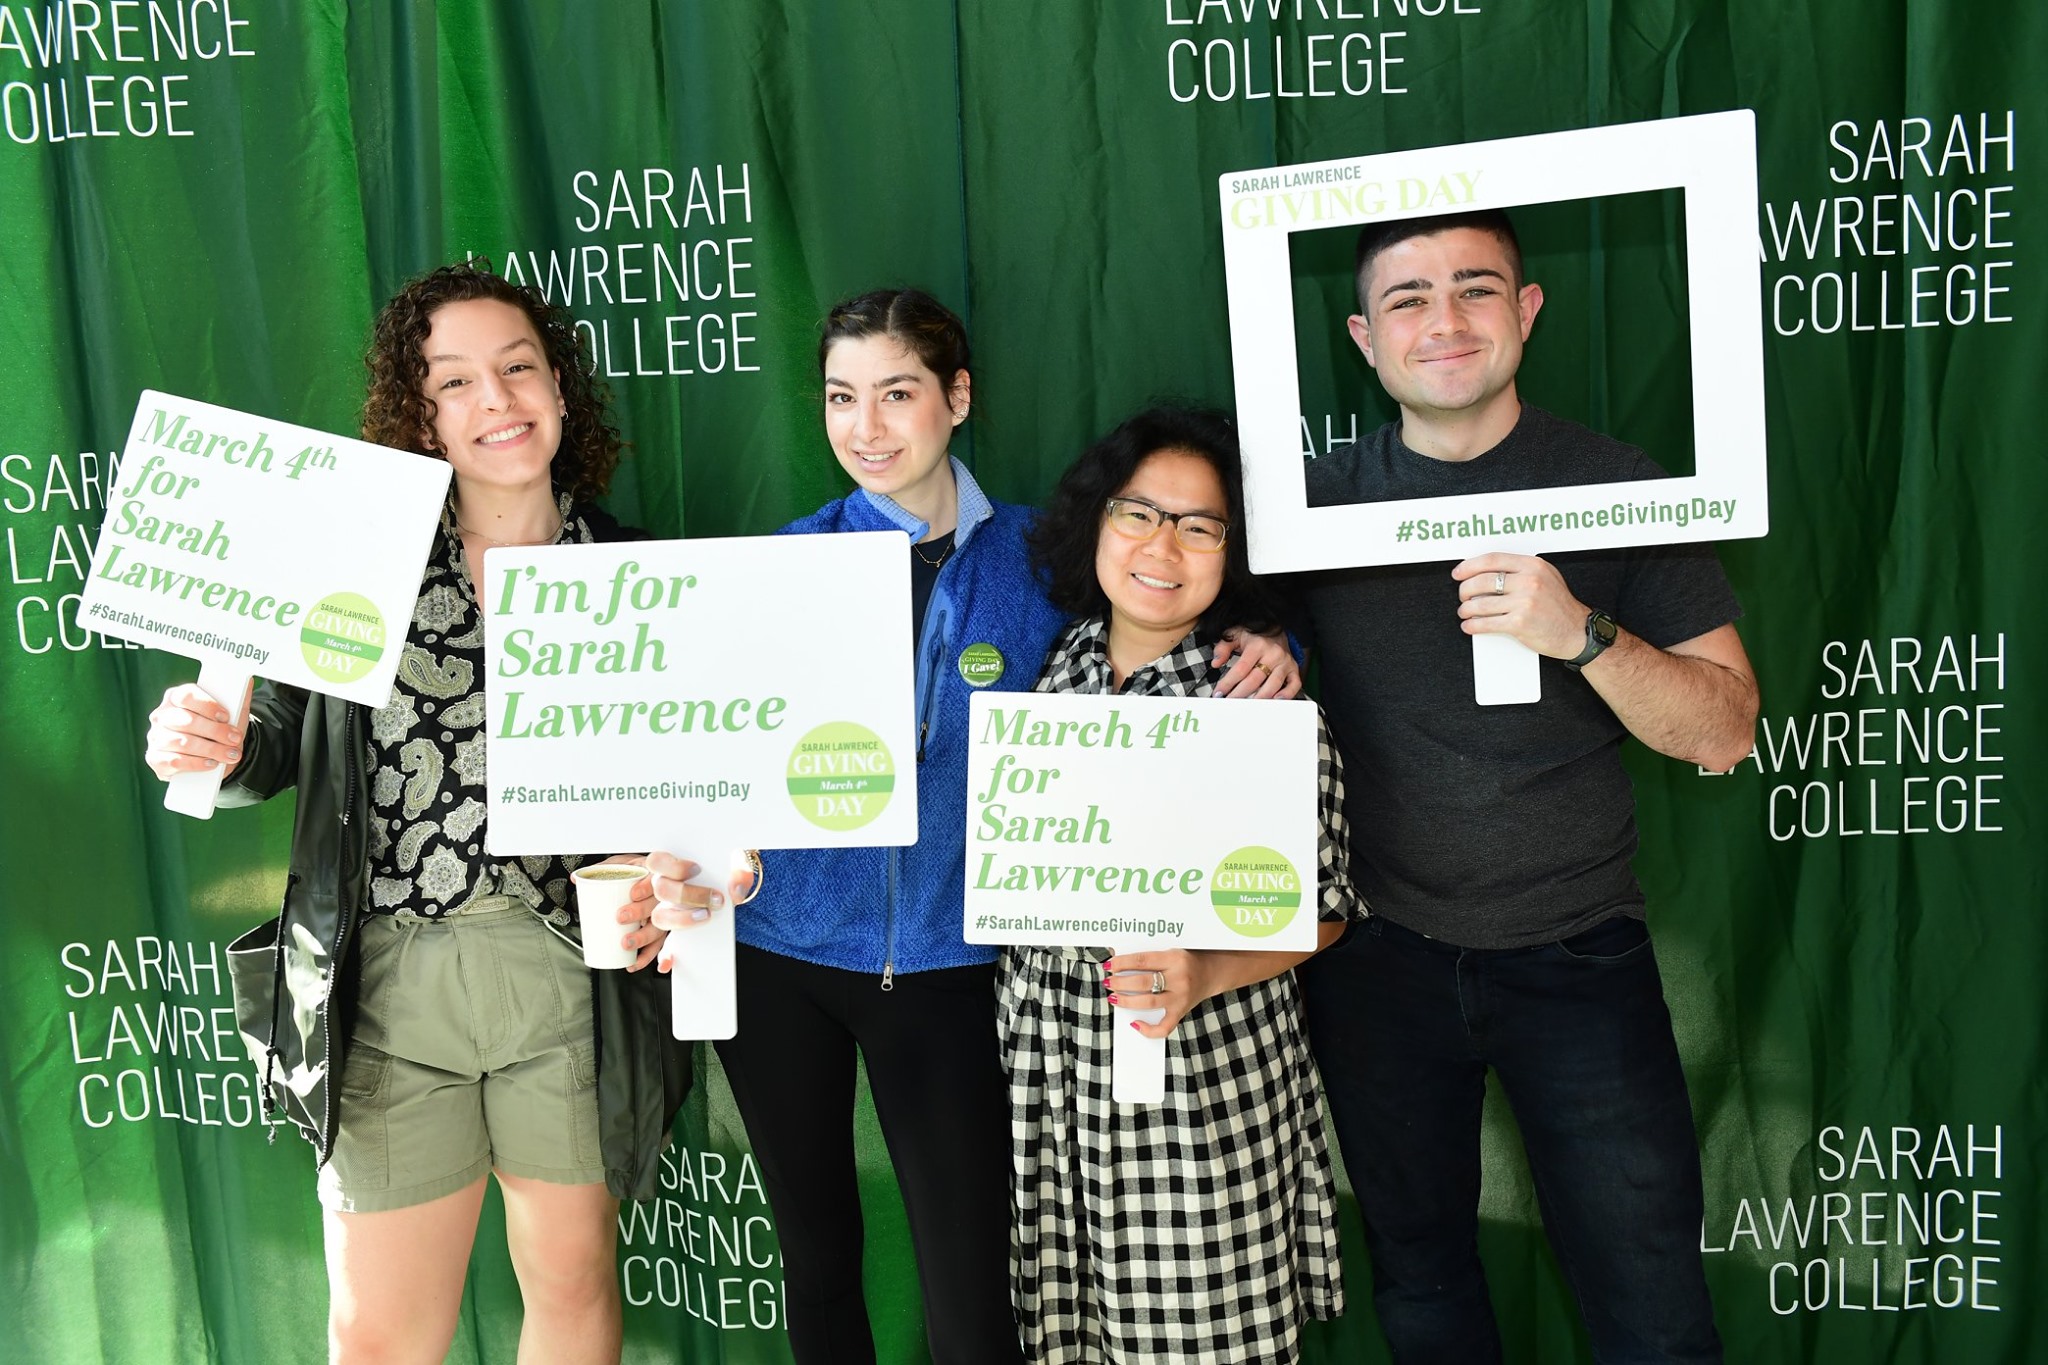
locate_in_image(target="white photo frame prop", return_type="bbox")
[483,532,918,1040]
[1220,112,1768,702]
[76,391,452,817]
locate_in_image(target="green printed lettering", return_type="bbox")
[142,409,188,450]
[981,707,1029,745]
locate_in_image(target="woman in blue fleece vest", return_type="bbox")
[650,288,1299,1365]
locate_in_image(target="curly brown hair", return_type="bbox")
[360,259,624,500]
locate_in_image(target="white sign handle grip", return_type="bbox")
[1472,634,1542,707]
[163,661,253,820]
[666,874,738,1041]
[1111,1006,1169,1104]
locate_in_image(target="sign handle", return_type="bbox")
[1472,634,1541,707]
[163,661,252,820]
[667,894,737,1041]
[1111,1006,1168,1104]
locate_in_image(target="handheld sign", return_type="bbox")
[77,391,452,816]
[483,532,917,1039]
[963,693,1320,1102]
[1218,111,1768,704]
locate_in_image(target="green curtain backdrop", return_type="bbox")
[2,2,2038,1361]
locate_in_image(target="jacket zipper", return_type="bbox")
[881,849,897,992]
[261,869,297,1143]
[890,542,954,988]
[322,701,361,1160]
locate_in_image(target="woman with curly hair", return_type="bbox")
[1003,404,1364,1364]
[143,261,684,1364]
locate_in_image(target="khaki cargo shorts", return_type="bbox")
[317,898,606,1212]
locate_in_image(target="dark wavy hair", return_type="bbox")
[1029,404,1284,643]
[817,287,972,392]
[1354,208,1524,312]
[361,259,624,500]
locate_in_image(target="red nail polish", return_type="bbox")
[1130,1021,1143,1031]
[1107,994,1119,1005]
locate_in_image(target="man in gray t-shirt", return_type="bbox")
[1297,209,1758,1365]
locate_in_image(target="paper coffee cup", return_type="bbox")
[571,864,649,969]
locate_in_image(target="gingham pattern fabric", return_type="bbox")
[999,618,1363,1364]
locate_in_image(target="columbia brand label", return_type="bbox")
[300,592,386,683]
[787,722,896,831]
[1210,846,1302,938]
[958,642,1006,687]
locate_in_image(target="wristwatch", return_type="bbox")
[1565,609,1618,671]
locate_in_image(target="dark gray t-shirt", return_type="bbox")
[1300,405,1742,948]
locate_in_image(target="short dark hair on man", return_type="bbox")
[1354,209,1523,313]
[1028,403,1285,643]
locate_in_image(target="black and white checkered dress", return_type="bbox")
[998,618,1365,1364]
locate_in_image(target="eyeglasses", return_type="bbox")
[1102,496,1229,553]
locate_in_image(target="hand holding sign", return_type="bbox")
[645,849,761,1038]
[644,851,758,932]
[484,533,917,1039]
[965,692,1321,1102]
[1453,552,1592,702]
[1101,949,1200,1102]
[87,391,452,815]
[1103,948,1212,1038]
[143,680,253,785]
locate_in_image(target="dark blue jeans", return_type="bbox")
[1301,913,1721,1365]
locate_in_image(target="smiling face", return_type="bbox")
[822,334,968,530]
[420,298,565,496]
[1347,226,1543,456]
[1095,447,1229,649]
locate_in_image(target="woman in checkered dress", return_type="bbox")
[999,405,1367,1363]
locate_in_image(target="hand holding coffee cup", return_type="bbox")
[571,862,652,970]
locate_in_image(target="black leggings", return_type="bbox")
[714,944,1023,1365]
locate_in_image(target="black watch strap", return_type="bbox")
[1565,609,1618,671]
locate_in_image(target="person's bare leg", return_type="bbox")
[499,1172,622,1365]
[325,1177,488,1364]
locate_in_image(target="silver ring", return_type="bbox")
[1492,571,1507,595]
[1151,970,1167,994]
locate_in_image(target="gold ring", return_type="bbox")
[1151,970,1167,993]
[1253,660,1272,675]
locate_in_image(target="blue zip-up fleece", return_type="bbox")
[743,460,1070,979]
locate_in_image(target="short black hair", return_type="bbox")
[817,287,971,387]
[1028,403,1284,643]
[1354,208,1523,313]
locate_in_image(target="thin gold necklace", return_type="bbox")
[912,534,953,568]
[457,513,562,548]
